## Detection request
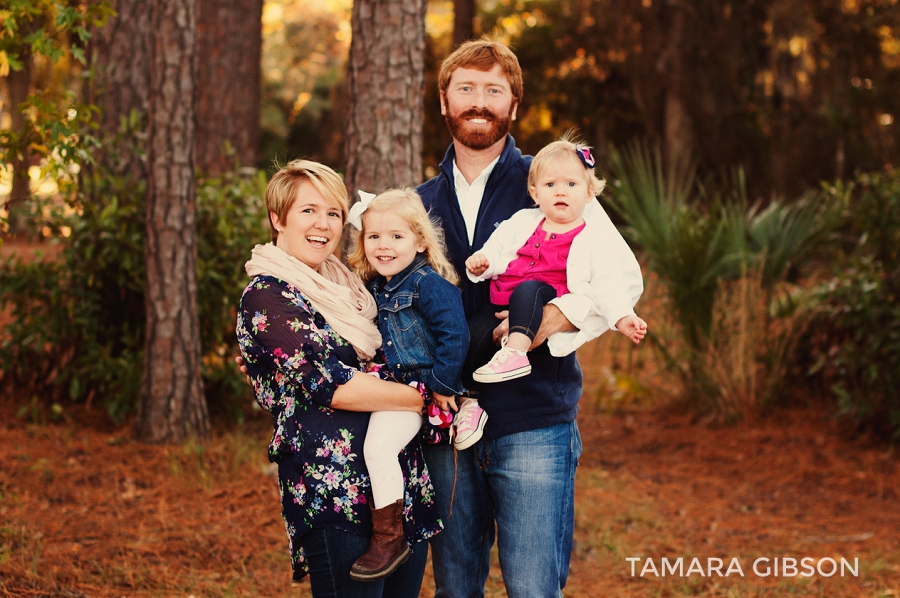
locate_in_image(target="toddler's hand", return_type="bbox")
[616,315,648,344]
[433,392,458,413]
[465,253,490,276]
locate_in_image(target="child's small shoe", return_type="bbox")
[472,346,531,383]
[454,400,488,450]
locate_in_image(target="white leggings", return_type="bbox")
[364,410,424,509]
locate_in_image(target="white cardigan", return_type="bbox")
[467,200,643,356]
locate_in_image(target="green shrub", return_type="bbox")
[0,161,269,421]
[195,167,271,421]
[799,170,900,439]
[603,141,840,419]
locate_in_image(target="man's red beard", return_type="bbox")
[444,107,513,150]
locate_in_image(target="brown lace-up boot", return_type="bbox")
[349,499,411,582]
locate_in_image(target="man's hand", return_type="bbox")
[465,253,490,277]
[235,355,251,385]
[616,315,648,344]
[491,310,510,345]
[433,392,458,413]
[530,304,576,349]
[491,304,576,349]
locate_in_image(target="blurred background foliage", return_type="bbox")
[1,0,899,439]
[256,0,899,198]
[0,125,269,423]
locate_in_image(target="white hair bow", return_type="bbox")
[348,190,376,231]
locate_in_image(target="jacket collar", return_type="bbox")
[438,133,521,184]
[370,255,429,293]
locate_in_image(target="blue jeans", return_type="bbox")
[300,527,428,598]
[423,421,583,598]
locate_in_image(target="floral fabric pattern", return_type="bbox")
[237,275,442,579]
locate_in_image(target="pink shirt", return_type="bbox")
[489,219,587,305]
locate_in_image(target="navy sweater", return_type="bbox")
[417,134,583,440]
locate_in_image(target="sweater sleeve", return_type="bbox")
[547,202,644,356]
[466,208,538,283]
[415,273,470,396]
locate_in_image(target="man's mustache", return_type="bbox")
[458,108,497,121]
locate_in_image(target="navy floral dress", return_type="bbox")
[236,275,442,579]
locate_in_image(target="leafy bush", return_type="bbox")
[603,141,840,419]
[195,168,271,420]
[0,161,269,421]
[798,170,900,439]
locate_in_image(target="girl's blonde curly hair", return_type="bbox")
[347,188,459,286]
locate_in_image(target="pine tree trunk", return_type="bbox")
[453,0,476,48]
[195,0,262,175]
[5,48,33,234]
[92,0,152,131]
[4,15,43,234]
[90,0,152,179]
[136,0,210,443]
[345,0,426,197]
[659,5,694,170]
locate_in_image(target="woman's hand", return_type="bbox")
[235,355,251,384]
[433,392,458,413]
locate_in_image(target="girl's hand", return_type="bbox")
[432,392,458,413]
[465,253,490,276]
[616,315,648,344]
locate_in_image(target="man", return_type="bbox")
[417,40,643,598]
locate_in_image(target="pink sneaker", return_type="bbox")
[472,346,531,383]
[454,400,488,450]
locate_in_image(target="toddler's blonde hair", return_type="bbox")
[528,132,606,198]
[347,188,459,286]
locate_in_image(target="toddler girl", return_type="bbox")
[464,136,647,392]
[346,187,468,581]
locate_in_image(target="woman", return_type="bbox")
[236,159,441,597]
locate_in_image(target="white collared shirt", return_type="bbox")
[452,156,499,245]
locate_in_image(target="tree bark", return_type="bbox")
[90,0,152,179]
[453,0,476,48]
[136,0,210,443]
[5,46,33,232]
[658,3,695,170]
[92,0,152,130]
[345,0,426,197]
[4,14,44,233]
[195,0,262,175]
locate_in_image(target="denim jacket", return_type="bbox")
[368,256,468,397]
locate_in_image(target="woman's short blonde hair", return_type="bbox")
[347,188,459,286]
[528,133,606,199]
[264,159,349,243]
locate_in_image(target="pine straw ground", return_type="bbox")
[0,241,898,596]
[1,357,899,597]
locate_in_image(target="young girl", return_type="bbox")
[346,187,468,581]
[464,136,647,390]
